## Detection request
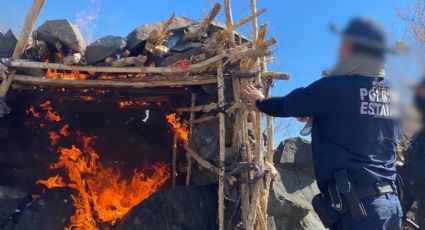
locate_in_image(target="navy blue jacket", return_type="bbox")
[256,75,400,192]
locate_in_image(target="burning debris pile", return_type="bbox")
[0,1,290,230]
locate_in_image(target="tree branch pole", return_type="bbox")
[246,0,265,228]
[182,3,222,42]
[224,0,250,227]
[217,48,226,230]
[172,133,178,189]
[0,0,45,98]
[185,93,197,186]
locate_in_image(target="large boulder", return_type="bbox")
[85,35,127,64]
[6,188,76,230]
[36,19,86,53]
[0,186,30,225]
[268,137,325,230]
[117,185,238,230]
[126,17,193,54]
[0,30,17,57]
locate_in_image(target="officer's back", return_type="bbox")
[243,17,403,229]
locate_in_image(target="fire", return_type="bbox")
[38,123,169,229]
[26,106,40,118]
[30,100,170,228]
[166,113,189,143]
[48,131,61,145]
[118,101,148,108]
[46,67,88,80]
[59,124,70,136]
[40,101,62,122]
[36,175,66,188]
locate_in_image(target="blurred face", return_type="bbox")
[338,40,354,60]
[417,85,425,99]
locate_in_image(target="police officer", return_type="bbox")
[399,78,425,229]
[243,17,402,229]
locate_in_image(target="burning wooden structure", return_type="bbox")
[0,0,289,229]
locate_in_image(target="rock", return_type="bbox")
[85,35,127,64]
[36,19,86,53]
[268,137,325,230]
[274,137,315,176]
[117,185,238,230]
[0,30,17,58]
[191,121,218,162]
[10,188,76,230]
[0,186,30,225]
[126,17,193,54]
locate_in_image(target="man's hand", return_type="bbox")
[242,84,265,111]
[0,98,11,117]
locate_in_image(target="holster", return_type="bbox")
[334,169,367,221]
[312,193,340,228]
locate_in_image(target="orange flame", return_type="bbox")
[59,124,70,137]
[40,101,61,122]
[26,106,40,118]
[46,68,88,80]
[118,101,148,108]
[166,113,189,143]
[48,131,61,146]
[39,135,170,229]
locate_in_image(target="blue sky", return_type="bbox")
[0,0,413,141]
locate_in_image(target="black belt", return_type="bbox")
[355,181,396,200]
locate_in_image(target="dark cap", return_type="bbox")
[331,17,393,53]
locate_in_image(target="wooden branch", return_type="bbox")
[0,0,45,97]
[224,0,234,41]
[262,72,290,80]
[11,46,271,75]
[106,55,147,67]
[217,48,226,230]
[145,12,176,55]
[186,93,197,187]
[173,103,218,113]
[257,23,268,45]
[182,3,221,42]
[172,133,178,189]
[181,142,220,175]
[12,74,219,88]
[183,115,218,125]
[247,1,264,229]
[229,8,266,32]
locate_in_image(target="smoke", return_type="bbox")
[75,0,102,44]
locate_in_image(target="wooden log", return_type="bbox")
[247,0,265,228]
[173,103,218,113]
[224,0,235,45]
[182,3,221,42]
[62,53,82,65]
[145,12,176,55]
[12,74,219,88]
[0,0,45,97]
[262,72,290,80]
[172,133,178,189]
[183,114,218,125]
[186,93,196,187]
[181,141,220,175]
[229,8,266,32]
[217,48,226,230]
